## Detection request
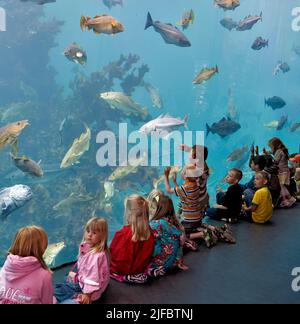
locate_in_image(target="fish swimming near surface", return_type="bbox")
[80,14,124,35]
[139,113,189,138]
[206,117,241,138]
[99,92,149,120]
[276,115,288,131]
[64,43,87,65]
[145,12,191,47]
[265,96,286,110]
[43,242,65,268]
[215,0,240,11]
[220,18,238,31]
[11,154,44,177]
[236,12,262,31]
[0,120,29,152]
[193,66,218,84]
[177,9,195,30]
[290,122,300,132]
[251,37,268,50]
[60,125,91,169]
[264,120,279,129]
[102,0,123,10]
[0,185,33,220]
[143,83,163,109]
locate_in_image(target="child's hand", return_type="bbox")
[217,186,223,193]
[255,146,259,156]
[164,167,171,178]
[179,144,186,151]
[251,144,255,156]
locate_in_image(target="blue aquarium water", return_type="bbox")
[0,0,299,267]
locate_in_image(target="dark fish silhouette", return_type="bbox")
[145,12,191,47]
[276,115,288,131]
[265,96,286,110]
[251,37,268,50]
[206,117,241,138]
[290,122,300,133]
[64,43,87,65]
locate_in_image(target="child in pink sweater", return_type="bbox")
[55,217,110,304]
[0,226,54,304]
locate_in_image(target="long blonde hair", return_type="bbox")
[83,217,110,260]
[9,226,49,271]
[124,195,151,242]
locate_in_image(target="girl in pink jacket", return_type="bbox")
[0,226,54,304]
[55,217,110,304]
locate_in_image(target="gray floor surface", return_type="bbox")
[54,203,300,304]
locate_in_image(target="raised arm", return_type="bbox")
[164,167,175,194]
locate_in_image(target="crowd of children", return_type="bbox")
[0,137,299,304]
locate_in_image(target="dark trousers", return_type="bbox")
[206,192,229,220]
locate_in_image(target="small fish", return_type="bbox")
[264,120,279,129]
[220,18,237,31]
[0,120,29,151]
[215,0,240,11]
[251,37,268,50]
[11,154,44,177]
[59,118,67,146]
[43,242,65,268]
[265,96,286,110]
[60,125,91,169]
[145,12,191,47]
[226,145,249,162]
[276,115,288,131]
[290,122,300,132]
[177,9,195,30]
[102,0,123,10]
[80,14,124,35]
[206,117,241,138]
[144,83,163,109]
[273,61,290,75]
[64,43,87,65]
[193,66,218,84]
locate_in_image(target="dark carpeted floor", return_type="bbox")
[54,203,300,304]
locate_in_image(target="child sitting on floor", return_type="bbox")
[110,195,155,284]
[55,217,110,304]
[242,171,273,224]
[206,168,243,223]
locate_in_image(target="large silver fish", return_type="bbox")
[43,242,65,268]
[0,185,33,220]
[236,12,262,31]
[139,113,188,138]
[145,12,191,47]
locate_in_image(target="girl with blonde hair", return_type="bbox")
[0,226,54,304]
[55,217,110,304]
[110,195,154,283]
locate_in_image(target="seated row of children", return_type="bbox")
[0,137,298,304]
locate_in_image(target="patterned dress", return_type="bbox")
[149,219,182,271]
